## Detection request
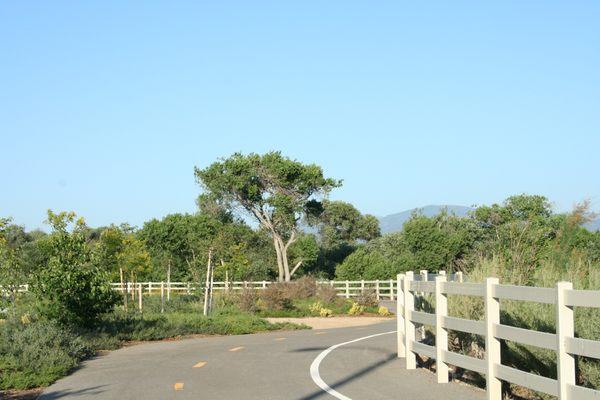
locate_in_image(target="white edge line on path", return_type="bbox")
[309,330,397,400]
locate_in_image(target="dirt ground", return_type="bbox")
[0,388,43,400]
[266,316,392,329]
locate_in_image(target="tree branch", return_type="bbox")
[290,260,303,277]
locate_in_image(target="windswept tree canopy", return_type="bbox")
[195,151,341,281]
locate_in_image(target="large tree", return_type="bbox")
[195,152,340,281]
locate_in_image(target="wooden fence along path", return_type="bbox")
[396,271,600,400]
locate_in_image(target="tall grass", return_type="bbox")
[445,256,600,398]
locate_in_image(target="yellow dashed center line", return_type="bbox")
[315,331,327,335]
[174,382,184,391]
[229,346,245,352]
[193,361,207,368]
[274,337,286,341]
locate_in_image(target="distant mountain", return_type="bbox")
[584,219,600,232]
[378,205,600,233]
[378,205,472,234]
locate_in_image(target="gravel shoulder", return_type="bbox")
[266,316,393,329]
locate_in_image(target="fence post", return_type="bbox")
[148,282,152,295]
[403,271,416,369]
[456,271,463,283]
[376,280,380,299]
[556,281,575,400]
[485,278,501,400]
[361,279,365,293]
[419,270,428,340]
[345,281,350,299]
[397,274,405,358]
[435,275,448,383]
[439,270,446,276]
[138,284,143,312]
[263,280,267,289]
[160,282,165,313]
[389,278,394,300]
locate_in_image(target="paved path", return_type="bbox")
[40,320,484,400]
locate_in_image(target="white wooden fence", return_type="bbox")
[107,272,464,300]
[396,270,600,400]
[109,280,402,300]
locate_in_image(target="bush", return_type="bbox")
[309,301,324,315]
[285,276,317,299]
[0,319,92,390]
[378,306,391,316]
[316,284,339,303]
[447,257,600,395]
[260,283,293,311]
[347,302,364,316]
[237,288,259,313]
[319,307,333,317]
[355,289,378,307]
[32,211,118,328]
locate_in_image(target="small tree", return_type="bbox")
[0,217,26,314]
[195,152,340,281]
[32,211,117,327]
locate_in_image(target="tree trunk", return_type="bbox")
[272,236,285,282]
[275,236,292,282]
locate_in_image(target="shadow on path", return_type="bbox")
[39,385,107,399]
[297,353,397,400]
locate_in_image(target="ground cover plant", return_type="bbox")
[0,212,308,393]
[0,292,307,391]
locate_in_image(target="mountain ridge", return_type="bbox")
[377,205,600,233]
[378,205,472,233]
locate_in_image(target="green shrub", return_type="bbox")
[347,302,364,316]
[448,257,600,395]
[32,211,118,328]
[93,307,305,341]
[378,306,391,316]
[0,319,92,390]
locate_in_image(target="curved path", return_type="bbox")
[40,320,483,400]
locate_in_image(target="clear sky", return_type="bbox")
[2,1,599,230]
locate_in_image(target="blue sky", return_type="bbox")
[2,1,599,230]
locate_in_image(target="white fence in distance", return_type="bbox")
[396,271,600,400]
[109,272,464,301]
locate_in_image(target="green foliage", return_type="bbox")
[94,226,152,281]
[31,210,118,327]
[288,234,320,274]
[138,212,273,282]
[0,319,93,390]
[195,152,340,229]
[195,151,341,281]
[0,219,26,313]
[312,200,381,277]
[317,200,381,247]
[336,195,598,282]
[0,303,306,391]
[94,308,304,342]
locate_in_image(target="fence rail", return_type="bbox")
[396,271,600,400]
[105,273,463,300]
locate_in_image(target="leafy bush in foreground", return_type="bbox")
[32,211,118,328]
[0,319,92,390]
